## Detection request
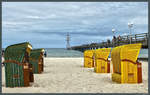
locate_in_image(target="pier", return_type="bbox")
[71,33,148,52]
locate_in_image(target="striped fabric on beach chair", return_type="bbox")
[4,42,33,87]
[84,50,95,68]
[29,48,44,74]
[94,48,111,73]
[111,43,142,83]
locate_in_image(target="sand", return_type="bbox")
[2,57,148,93]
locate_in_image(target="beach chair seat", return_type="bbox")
[111,43,142,83]
[4,42,33,87]
[84,50,95,68]
[29,49,44,74]
[94,48,111,73]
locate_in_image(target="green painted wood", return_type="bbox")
[29,48,44,74]
[4,42,32,87]
[20,53,25,87]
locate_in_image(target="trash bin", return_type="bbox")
[4,42,33,87]
[84,50,95,68]
[29,48,44,74]
[111,43,142,83]
[94,48,111,73]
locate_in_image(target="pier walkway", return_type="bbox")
[71,33,148,52]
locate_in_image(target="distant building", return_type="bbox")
[66,32,71,50]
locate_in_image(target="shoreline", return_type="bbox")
[44,57,148,62]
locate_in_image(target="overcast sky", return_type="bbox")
[2,2,148,48]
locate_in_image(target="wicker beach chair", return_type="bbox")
[4,42,33,87]
[94,48,111,73]
[111,43,142,83]
[84,50,95,68]
[29,49,44,74]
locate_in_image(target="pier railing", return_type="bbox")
[71,33,148,52]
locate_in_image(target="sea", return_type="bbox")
[45,48,148,59]
[45,48,83,57]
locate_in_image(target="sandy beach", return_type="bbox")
[2,57,148,93]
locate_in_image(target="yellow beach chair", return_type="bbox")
[94,48,111,73]
[84,50,95,68]
[111,43,142,83]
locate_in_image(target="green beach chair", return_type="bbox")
[4,42,33,87]
[29,48,44,74]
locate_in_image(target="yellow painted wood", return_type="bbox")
[111,46,122,74]
[111,43,142,83]
[112,73,121,83]
[120,43,141,83]
[84,50,95,68]
[94,48,111,73]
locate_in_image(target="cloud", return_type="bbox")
[26,15,41,19]
[3,21,26,26]
[2,2,148,48]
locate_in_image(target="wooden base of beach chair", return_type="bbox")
[38,64,42,73]
[29,64,34,82]
[23,62,34,84]
[107,61,110,73]
[23,66,30,87]
[112,61,142,84]
[41,58,44,72]
[38,58,44,73]
[29,71,34,82]
[41,64,44,72]
[137,61,142,83]
[95,59,110,73]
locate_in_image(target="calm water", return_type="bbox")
[139,49,148,58]
[45,48,148,58]
[45,48,83,57]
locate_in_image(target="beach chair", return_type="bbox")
[111,43,142,83]
[29,49,44,74]
[94,48,111,73]
[4,42,33,87]
[84,50,95,68]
